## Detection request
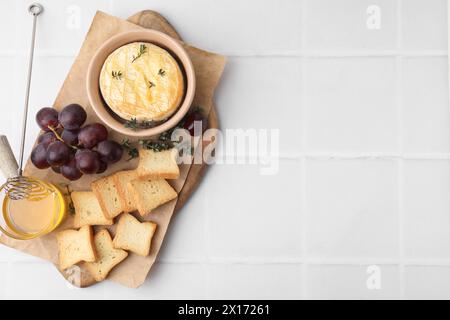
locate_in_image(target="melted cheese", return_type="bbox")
[99,42,184,122]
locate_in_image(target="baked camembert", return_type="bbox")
[99,42,184,122]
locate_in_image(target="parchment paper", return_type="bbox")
[0,11,226,288]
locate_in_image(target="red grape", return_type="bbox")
[78,123,108,149]
[96,140,123,164]
[32,107,124,178]
[36,107,59,131]
[46,141,71,166]
[183,111,207,136]
[61,129,79,146]
[31,143,50,169]
[75,149,100,174]
[96,161,107,174]
[59,104,87,130]
[61,158,83,181]
[38,132,57,148]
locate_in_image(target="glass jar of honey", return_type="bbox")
[0,179,66,240]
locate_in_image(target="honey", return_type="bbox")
[0,182,66,240]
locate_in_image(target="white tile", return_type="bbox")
[208,264,302,299]
[159,180,207,261]
[16,0,111,55]
[403,160,450,259]
[0,245,41,263]
[25,56,74,108]
[4,261,105,299]
[216,57,302,157]
[0,57,17,146]
[402,57,450,153]
[307,264,400,299]
[306,0,398,51]
[113,0,303,54]
[0,263,7,299]
[0,1,19,52]
[305,58,397,152]
[402,0,447,51]
[405,266,450,299]
[205,160,302,259]
[10,56,74,159]
[104,263,206,299]
[306,160,399,259]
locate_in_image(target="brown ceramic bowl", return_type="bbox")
[86,30,195,137]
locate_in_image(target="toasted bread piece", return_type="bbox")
[84,229,128,282]
[128,178,178,216]
[91,175,122,219]
[112,170,139,212]
[72,191,114,228]
[56,225,97,270]
[136,148,180,179]
[113,213,157,256]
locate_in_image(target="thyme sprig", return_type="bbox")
[124,118,139,130]
[111,70,123,80]
[124,118,157,131]
[158,69,166,76]
[138,125,180,153]
[148,81,155,88]
[121,139,139,160]
[124,106,207,153]
[64,185,75,215]
[132,44,147,63]
[139,139,174,152]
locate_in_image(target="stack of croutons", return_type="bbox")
[56,148,179,282]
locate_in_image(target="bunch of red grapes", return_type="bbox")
[31,104,123,181]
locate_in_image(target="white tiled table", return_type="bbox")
[0,0,449,300]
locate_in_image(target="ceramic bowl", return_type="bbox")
[86,29,195,137]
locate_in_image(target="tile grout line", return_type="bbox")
[208,154,450,168]
[203,194,211,298]
[396,0,406,299]
[202,151,211,297]
[397,156,406,298]
[300,0,309,300]
[302,153,450,159]
[203,263,210,299]
[0,50,447,58]
[9,256,450,266]
[300,157,308,299]
[200,130,211,297]
[157,257,450,266]
[227,152,450,160]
